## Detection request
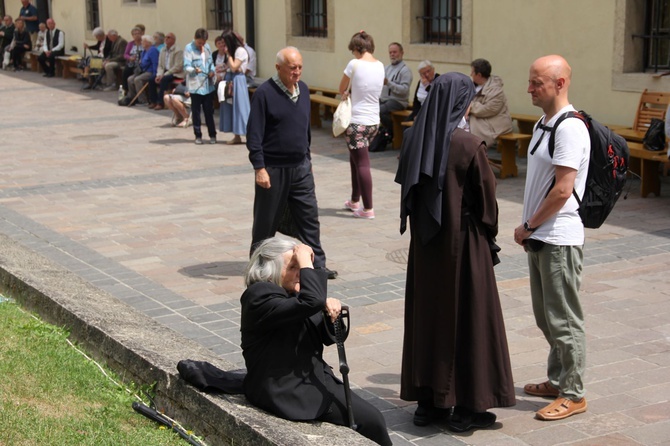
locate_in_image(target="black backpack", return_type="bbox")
[539,110,629,229]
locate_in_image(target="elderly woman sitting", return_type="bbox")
[240,237,392,446]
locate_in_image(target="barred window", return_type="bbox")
[122,0,157,4]
[635,0,670,72]
[207,0,233,31]
[86,0,100,31]
[301,0,327,38]
[419,0,462,45]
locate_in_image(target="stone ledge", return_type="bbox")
[0,233,376,446]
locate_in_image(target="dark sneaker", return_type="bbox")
[195,138,203,145]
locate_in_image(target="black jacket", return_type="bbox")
[240,268,345,421]
[408,72,439,122]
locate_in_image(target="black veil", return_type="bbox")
[394,72,476,243]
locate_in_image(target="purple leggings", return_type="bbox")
[345,123,378,209]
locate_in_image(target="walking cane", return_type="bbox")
[324,305,357,430]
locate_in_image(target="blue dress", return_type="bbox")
[219,70,250,135]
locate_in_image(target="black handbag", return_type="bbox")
[643,118,666,151]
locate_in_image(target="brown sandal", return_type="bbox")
[524,381,559,397]
[536,397,587,420]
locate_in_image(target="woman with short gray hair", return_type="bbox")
[240,236,392,445]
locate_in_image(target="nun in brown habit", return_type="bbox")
[395,72,515,432]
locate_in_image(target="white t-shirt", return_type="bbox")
[245,44,256,77]
[234,46,248,74]
[522,104,590,246]
[344,58,385,126]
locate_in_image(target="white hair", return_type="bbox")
[244,237,298,287]
[92,27,105,38]
[141,35,154,45]
[418,60,434,71]
[276,46,300,65]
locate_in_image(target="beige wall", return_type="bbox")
[49,0,669,127]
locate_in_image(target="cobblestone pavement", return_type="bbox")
[2,71,670,445]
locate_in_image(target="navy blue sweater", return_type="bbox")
[246,79,311,169]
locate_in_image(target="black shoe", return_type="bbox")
[446,406,496,433]
[42,73,49,77]
[82,84,92,90]
[317,267,338,280]
[47,73,55,78]
[413,403,449,426]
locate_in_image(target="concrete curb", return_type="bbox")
[0,233,376,446]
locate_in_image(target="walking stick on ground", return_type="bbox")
[324,305,357,430]
[128,82,149,106]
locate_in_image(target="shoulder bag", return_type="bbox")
[333,61,357,137]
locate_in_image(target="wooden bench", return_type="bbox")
[56,55,82,79]
[27,52,42,72]
[628,142,668,197]
[391,109,412,149]
[487,133,532,179]
[309,94,340,129]
[309,86,339,98]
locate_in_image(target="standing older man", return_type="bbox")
[37,18,64,77]
[514,55,590,421]
[18,0,38,45]
[246,46,337,280]
[101,30,127,91]
[149,32,184,110]
[468,58,513,147]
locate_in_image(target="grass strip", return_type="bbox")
[0,297,194,446]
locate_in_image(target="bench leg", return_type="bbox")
[497,139,518,179]
[640,159,661,197]
[392,114,404,149]
[310,104,322,128]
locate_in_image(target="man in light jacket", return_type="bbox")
[150,32,184,110]
[469,58,513,147]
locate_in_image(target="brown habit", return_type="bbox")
[400,129,516,412]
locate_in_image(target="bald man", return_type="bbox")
[246,47,337,280]
[513,55,590,422]
[38,18,64,78]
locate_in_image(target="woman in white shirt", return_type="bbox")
[219,30,250,145]
[338,31,385,219]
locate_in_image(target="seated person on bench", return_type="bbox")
[407,60,439,122]
[240,237,392,446]
[468,58,513,147]
[37,18,64,77]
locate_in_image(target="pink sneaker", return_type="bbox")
[344,200,360,211]
[352,208,375,219]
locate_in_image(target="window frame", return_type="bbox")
[613,0,670,91]
[85,0,100,31]
[286,0,334,53]
[402,0,472,65]
[206,0,234,31]
[422,0,462,45]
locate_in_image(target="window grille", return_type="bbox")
[418,0,462,45]
[211,0,233,31]
[86,0,100,30]
[300,0,327,38]
[635,0,670,72]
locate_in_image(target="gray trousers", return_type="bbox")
[527,243,586,400]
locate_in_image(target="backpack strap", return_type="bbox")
[547,111,584,158]
[530,118,553,155]
[545,111,588,206]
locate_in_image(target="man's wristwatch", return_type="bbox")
[524,221,537,233]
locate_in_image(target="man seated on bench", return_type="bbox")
[149,32,184,110]
[468,58,513,147]
[371,42,412,151]
[100,29,127,91]
[37,18,64,78]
